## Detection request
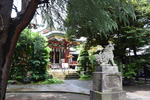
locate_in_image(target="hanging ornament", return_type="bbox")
[28,23,32,29]
[33,24,37,29]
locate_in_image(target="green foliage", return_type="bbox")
[37,0,67,30]
[37,78,64,84]
[89,55,97,70]
[120,64,137,79]
[79,74,92,80]
[65,0,135,41]
[135,80,146,84]
[113,26,150,63]
[10,28,51,82]
[119,58,146,80]
[77,45,92,75]
[113,1,150,70]
[77,44,97,77]
[133,58,147,72]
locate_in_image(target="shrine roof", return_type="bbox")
[42,31,65,38]
[41,29,86,45]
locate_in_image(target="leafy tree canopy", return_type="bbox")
[113,0,150,59]
[65,0,135,41]
[33,0,67,29]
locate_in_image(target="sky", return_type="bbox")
[11,0,47,32]
[11,0,21,18]
[11,0,67,32]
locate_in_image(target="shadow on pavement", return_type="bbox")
[6,93,90,100]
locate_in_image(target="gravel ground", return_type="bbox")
[124,83,150,99]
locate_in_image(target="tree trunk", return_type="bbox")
[133,46,138,58]
[133,46,139,81]
[0,0,39,100]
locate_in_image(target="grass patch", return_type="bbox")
[135,80,146,84]
[8,77,64,85]
[79,74,92,80]
[36,78,64,84]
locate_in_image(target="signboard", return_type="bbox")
[62,63,69,69]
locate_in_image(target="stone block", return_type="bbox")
[96,65,118,73]
[90,90,126,100]
[93,72,123,92]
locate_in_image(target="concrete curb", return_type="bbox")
[6,91,90,96]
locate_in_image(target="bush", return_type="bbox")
[77,46,92,75]
[10,28,51,82]
[119,63,136,79]
[119,58,147,80]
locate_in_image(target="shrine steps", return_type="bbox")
[47,69,80,80]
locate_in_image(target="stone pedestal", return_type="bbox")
[90,65,126,100]
[90,90,126,100]
[96,64,118,73]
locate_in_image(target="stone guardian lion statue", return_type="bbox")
[96,42,116,66]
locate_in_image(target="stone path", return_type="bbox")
[6,79,150,100]
[6,93,89,100]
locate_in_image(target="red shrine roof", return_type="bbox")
[42,30,82,46]
[40,29,86,53]
[40,30,83,53]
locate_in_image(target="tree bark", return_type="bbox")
[133,46,138,58]
[132,46,139,81]
[0,0,39,100]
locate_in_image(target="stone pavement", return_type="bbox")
[6,79,150,100]
[6,93,89,100]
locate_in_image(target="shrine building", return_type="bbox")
[40,28,84,69]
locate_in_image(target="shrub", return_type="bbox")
[77,46,92,75]
[10,28,51,82]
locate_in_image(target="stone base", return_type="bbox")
[90,90,126,100]
[93,72,123,92]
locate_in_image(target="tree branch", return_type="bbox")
[7,0,39,72]
[13,0,39,34]
[21,0,30,14]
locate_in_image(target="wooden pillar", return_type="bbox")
[59,51,61,63]
[65,48,68,63]
[53,51,55,63]
[64,42,70,63]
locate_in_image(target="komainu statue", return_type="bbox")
[96,42,116,66]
